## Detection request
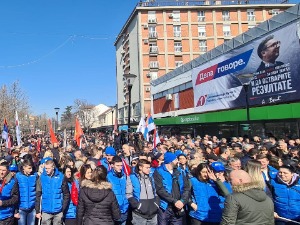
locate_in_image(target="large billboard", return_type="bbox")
[192,22,300,113]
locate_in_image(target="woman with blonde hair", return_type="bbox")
[244,159,266,190]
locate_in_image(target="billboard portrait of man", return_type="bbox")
[256,35,284,72]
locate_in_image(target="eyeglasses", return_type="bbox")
[265,41,281,49]
[131,162,137,165]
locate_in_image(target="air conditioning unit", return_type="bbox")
[145,87,151,92]
[121,50,125,54]
[169,13,173,18]
[146,73,151,78]
[166,94,172,101]
[143,39,149,44]
[143,24,148,29]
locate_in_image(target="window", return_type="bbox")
[148,11,156,23]
[269,9,280,16]
[149,61,159,68]
[133,102,141,116]
[247,10,255,21]
[150,72,158,80]
[198,11,205,22]
[223,25,231,37]
[175,61,183,68]
[199,40,207,52]
[149,26,157,38]
[174,25,181,37]
[149,43,158,53]
[172,11,180,22]
[198,25,206,37]
[174,42,182,52]
[222,11,230,21]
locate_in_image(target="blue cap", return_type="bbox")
[211,162,225,172]
[40,157,52,164]
[105,147,116,156]
[175,150,187,158]
[9,164,18,172]
[164,152,177,164]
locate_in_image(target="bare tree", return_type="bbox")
[0,81,30,131]
[73,99,96,132]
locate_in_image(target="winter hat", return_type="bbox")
[9,164,18,172]
[211,162,225,172]
[175,150,187,158]
[40,157,52,164]
[105,147,116,156]
[164,152,177,164]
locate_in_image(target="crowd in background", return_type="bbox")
[0,130,300,225]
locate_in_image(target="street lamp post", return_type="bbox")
[123,73,137,132]
[54,107,60,133]
[236,73,253,137]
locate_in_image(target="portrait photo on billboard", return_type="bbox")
[192,22,300,113]
[249,22,300,106]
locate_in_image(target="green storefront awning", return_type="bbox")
[154,102,300,125]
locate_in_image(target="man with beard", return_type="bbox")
[153,152,190,225]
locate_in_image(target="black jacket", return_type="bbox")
[77,180,121,225]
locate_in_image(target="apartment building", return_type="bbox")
[114,0,292,126]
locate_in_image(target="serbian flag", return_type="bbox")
[15,111,21,146]
[147,113,155,132]
[74,117,83,147]
[122,158,131,176]
[48,119,58,144]
[2,119,9,148]
[2,119,8,141]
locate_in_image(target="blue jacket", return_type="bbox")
[0,178,16,220]
[65,180,79,219]
[107,169,129,213]
[16,172,37,210]
[268,165,278,180]
[270,176,300,220]
[156,164,185,210]
[40,168,64,214]
[100,158,111,171]
[129,172,156,201]
[189,178,224,223]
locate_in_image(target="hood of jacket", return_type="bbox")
[232,181,267,202]
[81,179,112,203]
[1,172,13,185]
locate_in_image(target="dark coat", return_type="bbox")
[221,182,274,225]
[76,180,121,225]
[256,61,284,72]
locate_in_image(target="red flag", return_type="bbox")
[122,158,131,176]
[48,119,58,144]
[74,117,83,147]
[71,181,79,206]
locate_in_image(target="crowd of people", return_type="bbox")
[1,130,300,225]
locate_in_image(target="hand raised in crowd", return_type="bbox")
[207,168,217,181]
